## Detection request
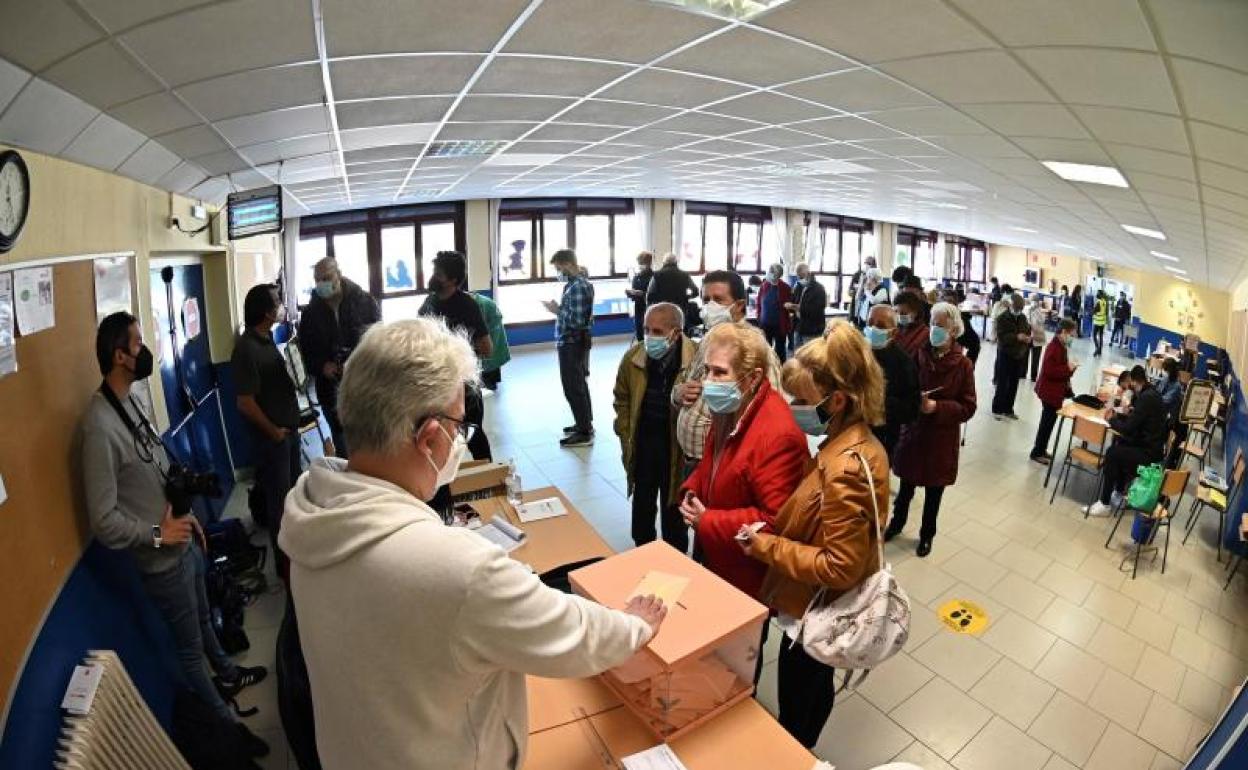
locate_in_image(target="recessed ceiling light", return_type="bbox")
[1122,224,1166,240]
[931,202,967,210]
[1164,266,1187,275]
[1011,226,1038,233]
[1042,161,1129,188]
[1151,251,1180,262]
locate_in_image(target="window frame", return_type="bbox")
[897,225,940,281]
[495,197,637,287]
[682,201,775,277]
[946,235,988,286]
[804,213,874,308]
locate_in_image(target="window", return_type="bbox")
[805,214,875,309]
[898,226,939,281]
[680,202,774,276]
[381,226,416,293]
[294,236,327,305]
[947,235,988,285]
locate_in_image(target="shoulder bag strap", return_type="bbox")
[849,449,886,571]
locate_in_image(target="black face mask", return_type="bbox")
[127,345,154,380]
[428,276,447,294]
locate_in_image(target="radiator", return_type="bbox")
[54,650,190,770]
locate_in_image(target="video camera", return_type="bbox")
[165,463,223,517]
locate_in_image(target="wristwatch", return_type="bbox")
[152,525,163,549]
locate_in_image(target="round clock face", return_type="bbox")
[0,151,30,252]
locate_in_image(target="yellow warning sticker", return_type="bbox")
[938,599,990,635]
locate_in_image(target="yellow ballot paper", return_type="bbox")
[628,571,690,607]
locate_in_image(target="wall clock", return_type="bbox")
[0,149,31,254]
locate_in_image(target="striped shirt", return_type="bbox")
[556,274,594,344]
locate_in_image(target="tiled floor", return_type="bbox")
[236,330,1248,770]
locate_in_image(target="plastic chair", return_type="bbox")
[281,335,328,460]
[1184,454,1247,562]
[1051,416,1110,507]
[1105,468,1188,577]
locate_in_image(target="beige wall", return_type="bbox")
[1136,271,1230,347]
[465,199,491,290]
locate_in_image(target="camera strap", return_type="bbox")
[98,382,169,474]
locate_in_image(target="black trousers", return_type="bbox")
[1165,423,1188,469]
[482,367,501,390]
[315,378,347,458]
[1029,344,1042,380]
[254,430,302,581]
[558,337,593,433]
[633,307,645,341]
[1033,405,1059,458]
[777,634,836,748]
[632,419,688,552]
[762,325,787,363]
[1111,321,1124,345]
[992,353,1022,415]
[1093,324,1105,356]
[892,481,946,541]
[1099,444,1156,505]
[464,384,491,460]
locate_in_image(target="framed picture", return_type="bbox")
[1180,379,1216,425]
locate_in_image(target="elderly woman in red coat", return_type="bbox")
[756,263,794,363]
[1031,319,1079,464]
[884,301,977,557]
[680,321,807,599]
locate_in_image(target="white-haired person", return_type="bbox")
[279,318,667,770]
[855,267,888,328]
[757,263,794,362]
[885,302,977,557]
[785,262,829,348]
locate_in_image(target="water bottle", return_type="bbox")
[505,458,522,507]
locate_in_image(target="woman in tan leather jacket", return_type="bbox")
[737,319,890,749]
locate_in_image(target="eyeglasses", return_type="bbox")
[432,413,478,441]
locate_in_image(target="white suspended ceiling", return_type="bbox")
[0,0,1245,287]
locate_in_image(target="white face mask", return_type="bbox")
[425,423,468,494]
[702,300,733,329]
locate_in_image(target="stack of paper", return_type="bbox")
[469,518,526,553]
[621,744,688,770]
[515,497,568,523]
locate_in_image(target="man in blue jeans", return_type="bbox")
[544,249,595,448]
[82,312,267,754]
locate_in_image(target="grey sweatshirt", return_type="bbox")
[81,390,185,574]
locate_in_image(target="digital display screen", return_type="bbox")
[227,185,283,239]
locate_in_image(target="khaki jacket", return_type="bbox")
[612,336,697,501]
[750,422,890,619]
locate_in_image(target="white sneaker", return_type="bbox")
[1082,501,1112,517]
[1110,491,1123,508]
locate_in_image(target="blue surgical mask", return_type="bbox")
[702,380,743,414]
[315,280,336,299]
[557,271,570,283]
[644,335,672,360]
[864,326,890,350]
[897,313,914,326]
[791,402,831,435]
[929,325,950,347]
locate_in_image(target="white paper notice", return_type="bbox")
[621,744,688,770]
[0,472,7,507]
[515,496,567,523]
[0,272,15,377]
[13,266,54,335]
[93,256,132,322]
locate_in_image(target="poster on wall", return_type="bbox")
[0,272,16,377]
[93,256,132,322]
[1180,380,1216,425]
[182,296,201,340]
[13,266,54,335]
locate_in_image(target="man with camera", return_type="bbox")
[82,312,267,753]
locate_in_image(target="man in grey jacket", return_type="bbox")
[81,312,266,748]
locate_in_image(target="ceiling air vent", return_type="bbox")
[425,140,508,158]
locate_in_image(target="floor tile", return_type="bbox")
[942,549,1009,592]
[1204,644,1248,689]
[1160,590,1204,628]
[1042,755,1078,770]
[1197,608,1236,651]
[1034,639,1107,701]
[1087,667,1153,731]
[989,572,1056,621]
[892,741,956,770]
[1149,752,1183,770]
[969,658,1056,732]
[912,627,1001,691]
[1177,668,1229,723]
[1087,621,1147,675]
[949,520,1010,557]
[952,716,1051,770]
[906,602,945,649]
[1133,645,1186,701]
[1037,597,1102,647]
[981,612,1057,669]
[1078,552,1129,591]
[892,677,992,761]
[893,557,959,605]
[1082,583,1138,629]
[1137,692,1198,760]
[1083,722,1158,770]
[856,651,934,713]
[1039,562,1096,604]
[255,728,290,770]
[994,518,1050,554]
[1119,577,1168,613]
[1170,625,1215,672]
[1127,607,1179,651]
[1027,692,1110,766]
[814,695,913,770]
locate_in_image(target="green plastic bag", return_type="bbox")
[1127,463,1164,511]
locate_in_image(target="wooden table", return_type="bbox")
[471,486,615,574]
[1042,400,1112,489]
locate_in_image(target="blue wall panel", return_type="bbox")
[1134,321,1222,379]
[505,315,634,347]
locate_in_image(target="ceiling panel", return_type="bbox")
[153,123,227,158]
[337,96,454,130]
[711,92,835,124]
[241,134,334,165]
[323,0,531,56]
[598,69,748,109]
[504,0,723,63]
[527,123,624,142]
[0,77,97,154]
[438,122,536,141]
[119,0,316,86]
[1149,0,1248,74]
[76,0,206,33]
[1189,122,1248,173]
[882,51,1053,105]
[41,40,162,109]
[189,148,252,176]
[780,68,934,113]
[156,160,207,193]
[60,112,147,170]
[948,0,1154,49]
[0,57,30,114]
[557,99,679,127]
[1171,59,1248,135]
[867,107,989,136]
[1105,143,1195,181]
[961,104,1088,140]
[451,95,575,123]
[756,0,996,65]
[791,116,902,141]
[108,90,200,135]
[116,139,180,183]
[1013,137,1113,165]
[661,26,851,87]
[216,105,330,147]
[0,1,102,72]
[1072,106,1189,154]
[176,64,324,121]
[473,57,630,98]
[330,55,481,100]
[340,123,437,151]
[654,110,758,136]
[1018,49,1179,115]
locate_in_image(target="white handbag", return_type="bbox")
[793,450,911,690]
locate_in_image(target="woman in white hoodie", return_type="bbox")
[280,318,666,770]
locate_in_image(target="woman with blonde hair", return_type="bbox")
[737,320,890,747]
[679,322,807,600]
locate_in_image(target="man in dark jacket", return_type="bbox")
[865,304,920,456]
[646,253,698,316]
[1085,366,1168,516]
[625,251,654,341]
[1112,293,1132,347]
[298,257,380,458]
[786,262,827,346]
[991,293,1031,419]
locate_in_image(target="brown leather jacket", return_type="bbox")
[749,422,890,619]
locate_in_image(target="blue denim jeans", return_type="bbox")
[140,541,238,722]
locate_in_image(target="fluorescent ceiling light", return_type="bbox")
[1055,242,1078,250]
[1011,226,1038,233]
[1122,224,1166,240]
[1151,251,1180,262]
[649,0,793,20]
[1042,161,1129,188]
[482,153,563,166]
[931,202,967,210]
[1178,276,1191,282]
[1164,266,1187,275]
[797,159,875,175]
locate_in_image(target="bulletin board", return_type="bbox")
[0,260,111,713]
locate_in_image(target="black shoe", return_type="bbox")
[562,425,578,434]
[917,539,933,558]
[215,666,267,697]
[560,432,594,448]
[883,522,903,542]
[235,722,270,758]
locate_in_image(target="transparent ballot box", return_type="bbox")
[569,541,768,741]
